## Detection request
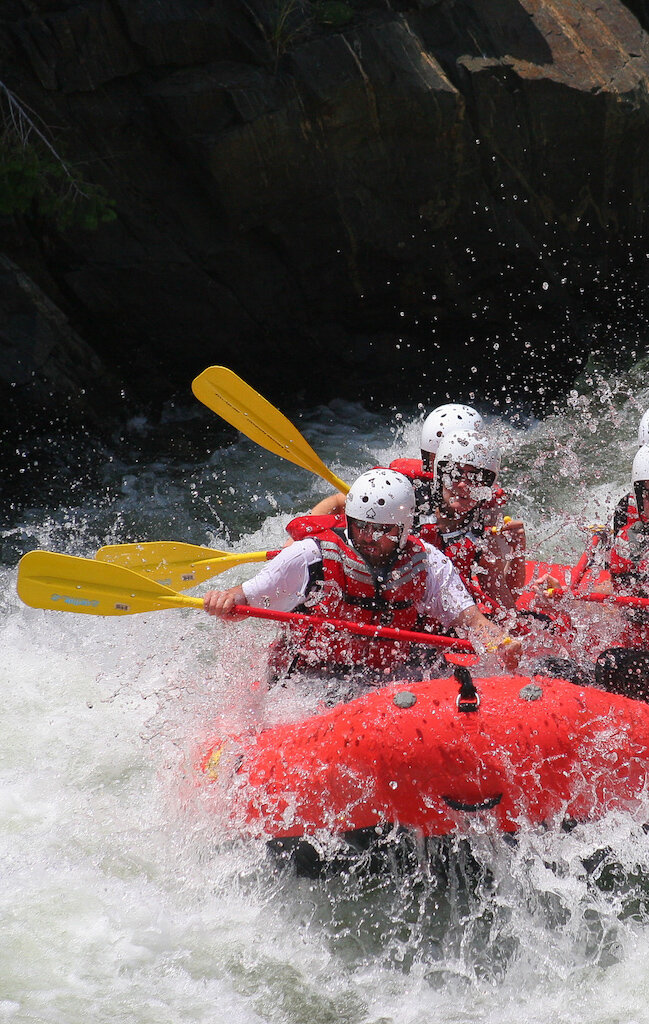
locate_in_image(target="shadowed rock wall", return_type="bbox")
[1,0,649,451]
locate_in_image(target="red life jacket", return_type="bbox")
[607,509,649,643]
[609,511,649,596]
[279,528,432,673]
[285,509,493,614]
[417,521,480,581]
[285,467,508,616]
[416,519,502,616]
[285,512,346,541]
[389,457,436,483]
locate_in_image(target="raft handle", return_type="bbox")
[455,665,480,712]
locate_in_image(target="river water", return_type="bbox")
[3,356,649,1024]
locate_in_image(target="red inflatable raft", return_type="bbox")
[198,672,649,840]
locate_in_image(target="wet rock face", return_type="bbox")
[1,0,649,432]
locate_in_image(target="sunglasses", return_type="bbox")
[440,465,495,489]
[349,519,400,538]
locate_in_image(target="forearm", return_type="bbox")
[501,520,526,595]
[505,553,527,596]
[204,541,320,617]
[453,605,521,670]
[477,557,518,610]
[310,492,346,516]
[454,605,508,650]
[479,524,527,607]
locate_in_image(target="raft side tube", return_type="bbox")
[197,675,649,839]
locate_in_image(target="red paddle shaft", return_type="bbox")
[550,589,649,609]
[231,604,475,652]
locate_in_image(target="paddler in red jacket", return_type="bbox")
[612,408,649,536]
[414,429,525,615]
[299,420,525,619]
[308,403,484,521]
[204,468,520,690]
[594,443,649,696]
[536,445,649,699]
[390,402,485,516]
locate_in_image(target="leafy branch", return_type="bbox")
[0,80,116,231]
[267,0,354,68]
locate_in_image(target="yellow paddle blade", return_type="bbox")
[192,366,350,494]
[95,541,272,590]
[17,551,203,616]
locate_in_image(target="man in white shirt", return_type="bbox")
[204,469,520,683]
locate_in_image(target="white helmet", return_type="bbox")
[421,404,483,458]
[434,430,501,484]
[345,469,415,548]
[632,445,649,484]
[638,410,649,447]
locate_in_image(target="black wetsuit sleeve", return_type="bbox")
[612,494,630,537]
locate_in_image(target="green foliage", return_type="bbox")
[0,83,116,232]
[268,0,311,64]
[267,0,356,66]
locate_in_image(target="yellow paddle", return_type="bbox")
[16,550,477,653]
[95,541,279,590]
[192,366,350,494]
[18,550,204,616]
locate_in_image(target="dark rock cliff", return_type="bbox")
[2,0,649,463]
